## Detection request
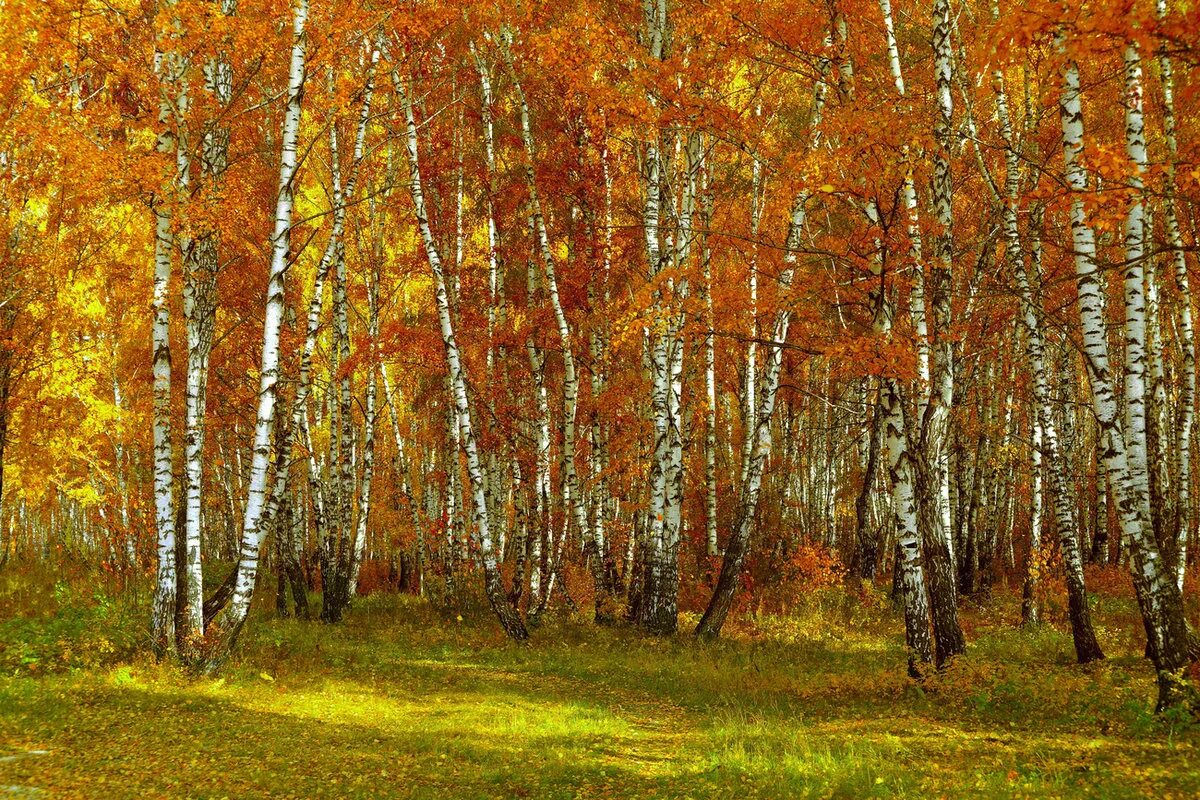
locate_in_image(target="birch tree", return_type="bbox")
[921,0,965,665]
[1155,0,1195,590]
[394,65,528,641]
[696,50,830,639]
[149,1,185,658]
[178,0,236,660]
[1058,32,1192,708]
[986,12,1102,660]
[497,33,615,622]
[201,0,310,667]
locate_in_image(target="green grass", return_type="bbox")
[0,572,1198,798]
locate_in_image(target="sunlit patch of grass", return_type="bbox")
[0,572,1198,798]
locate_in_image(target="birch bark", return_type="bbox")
[695,66,829,639]
[150,6,184,658]
[202,0,309,666]
[989,28,1102,659]
[1121,41,1152,513]
[350,262,380,595]
[1156,0,1195,590]
[700,139,719,559]
[176,0,237,659]
[1058,35,1191,706]
[499,36,611,619]
[921,0,965,665]
[695,193,804,639]
[395,69,528,640]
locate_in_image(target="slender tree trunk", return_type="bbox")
[695,192,804,639]
[177,0,235,659]
[1157,0,1195,591]
[395,69,528,640]
[874,0,935,675]
[886,375,934,676]
[990,45,1102,659]
[700,143,719,560]
[525,267,552,611]
[201,0,310,667]
[856,393,885,580]
[150,190,177,659]
[1022,416,1042,625]
[696,64,829,638]
[742,153,760,487]
[349,262,380,596]
[588,140,619,607]
[1121,41,1153,525]
[501,38,610,621]
[149,15,183,656]
[1058,36,1190,706]
[919,0,965,667]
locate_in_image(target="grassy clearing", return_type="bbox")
[0,570,1198,798]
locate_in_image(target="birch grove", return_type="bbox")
[3,0,1200,716]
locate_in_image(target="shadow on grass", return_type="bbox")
[1,592,1197,799]
[1,678,700,799]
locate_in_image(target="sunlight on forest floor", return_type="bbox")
[0,570,1198,798]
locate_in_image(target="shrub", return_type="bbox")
[0,579,141,675]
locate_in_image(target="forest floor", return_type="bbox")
[0,566,1199,798]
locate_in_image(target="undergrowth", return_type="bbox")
[0,562,1196,798]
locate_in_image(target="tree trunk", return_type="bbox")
[990,48,1102,659]
[201,0,310,668]
[395,69,528,641]
[1058,36,1190,707]
[1156,0,1195,592]
[855,387,885,581]
[696,64,829,637]
[695,192,803,639]
[919,0,965,668]
[500,38,612,622]
[149,23,182,657]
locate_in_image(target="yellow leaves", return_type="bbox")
[65,484,102,507]
[818,184,835,194]
[553,239,569,263]
[127,126,158,154]
[83,297,107,321]
[398,272,434,310]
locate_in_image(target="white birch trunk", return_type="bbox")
[150,190,177,658]
[263,41,377,587]
[381,364,426,595]
[696,69,829,640]
[696,192,804,638]
[351,266,379,594]
[110,367,135,566]
[876,0,931,397]
[1156,0,1195,591]
[922,0,964,663]
[394,68,528,640]
[700,139,718,558]
[742,153,760,487]
[203,0,309,663]
[499,37,594,584]
[150,17,183,657]
[991,40,1103,658]
[178,0,235,656]
[1121,42,1152,506]
[1058,34,1192,706]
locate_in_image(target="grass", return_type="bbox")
[0,567,1198,798]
